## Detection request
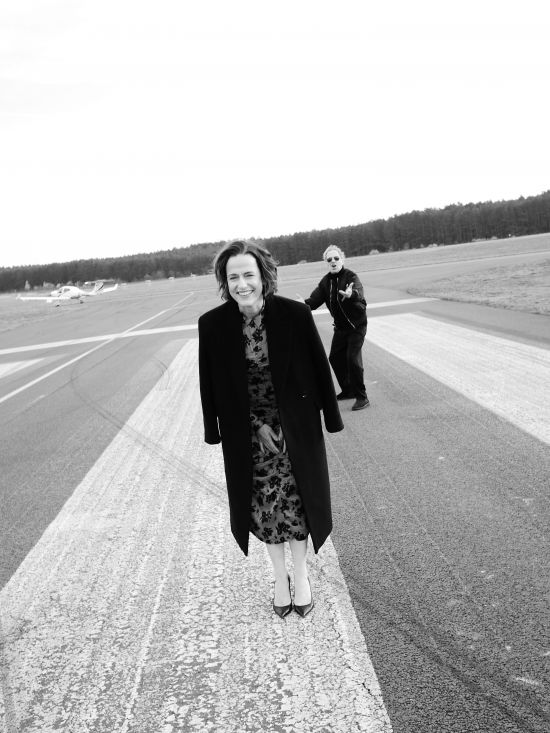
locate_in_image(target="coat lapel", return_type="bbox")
[216,296,292,400]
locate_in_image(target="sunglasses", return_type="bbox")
[326,256,340,262]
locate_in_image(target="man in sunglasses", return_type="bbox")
[301,246,369,411]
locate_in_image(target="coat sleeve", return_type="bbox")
[347,271,366,306]
[303,308,344,433]
[198,316,221,444]
[304,280,326,310]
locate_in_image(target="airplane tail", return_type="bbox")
[91,281,118,295]
[101,282,118,294]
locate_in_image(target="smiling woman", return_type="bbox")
[225,254,265,316]
[198,239,343,618]
[214,242,278,304]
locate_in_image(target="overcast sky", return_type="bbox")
[1,0,548,267]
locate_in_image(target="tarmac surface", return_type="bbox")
[1,242,549,732]
[0,342,390,732]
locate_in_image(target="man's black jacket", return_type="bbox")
[305,267,367,331]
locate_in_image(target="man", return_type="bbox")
[302,246,369,411]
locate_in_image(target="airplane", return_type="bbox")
[17,281,119,305]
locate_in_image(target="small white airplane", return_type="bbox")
[17,281,119,305]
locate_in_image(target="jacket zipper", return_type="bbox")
[330,277,356,330]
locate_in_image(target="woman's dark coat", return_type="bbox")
[198,294,344,555]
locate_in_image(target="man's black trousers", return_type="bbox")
[328,326,367,399]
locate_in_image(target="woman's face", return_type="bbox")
[325,248,344,274]
[226,253,264,310]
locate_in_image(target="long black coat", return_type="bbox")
[198,294,344,555]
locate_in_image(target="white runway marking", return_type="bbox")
[0,337,123,406]
[0,298,434,358]
[368,297,437,308]
[368,313,550,445]
[0,340,392,733]
[311,296,436,316]
[0,325,199,356]
[0,359,42,378]
[0,297,195,405]
[0,293,196,358]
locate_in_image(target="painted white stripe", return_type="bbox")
[0,325,198,356]
[0,340,112,406]
[367,297,437,308]
[368,313,550,445]
[0,340,392,732]
[0,335,118,354]
[0,293,196,357]
[0,359,42,378]
[0,298,434,358]
[312,297,436,316]
[0,296,195,405]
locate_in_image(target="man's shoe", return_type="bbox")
[351,397,370,411]
[336,392,352,401]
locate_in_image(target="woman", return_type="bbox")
[198,240,343,618]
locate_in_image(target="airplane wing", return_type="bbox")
[17,282,118,302]
[17,291,76,303]
[17,294,57,302]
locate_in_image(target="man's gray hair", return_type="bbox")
[322,245,345,261]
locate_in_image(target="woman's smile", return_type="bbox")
[226,253,264,316]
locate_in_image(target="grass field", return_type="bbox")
[283,232,550,315]
[408,259,550,315]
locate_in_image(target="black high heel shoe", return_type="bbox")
[273,575,293,618]
[294,578,314,618]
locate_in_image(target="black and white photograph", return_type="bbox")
[0,1,548,731]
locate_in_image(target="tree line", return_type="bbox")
[2,190,549,293]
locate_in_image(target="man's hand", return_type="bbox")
[339,283,353,299]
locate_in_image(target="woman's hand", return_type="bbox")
[257,424,284,454]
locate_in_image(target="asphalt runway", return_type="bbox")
[0,243,549,732]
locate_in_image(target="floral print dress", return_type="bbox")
[243,310,308,544]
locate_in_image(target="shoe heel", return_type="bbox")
[273,575,293,618]
[294,578,314,618]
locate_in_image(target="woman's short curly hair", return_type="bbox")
[213,240,278,301]
[322,245,345,261]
